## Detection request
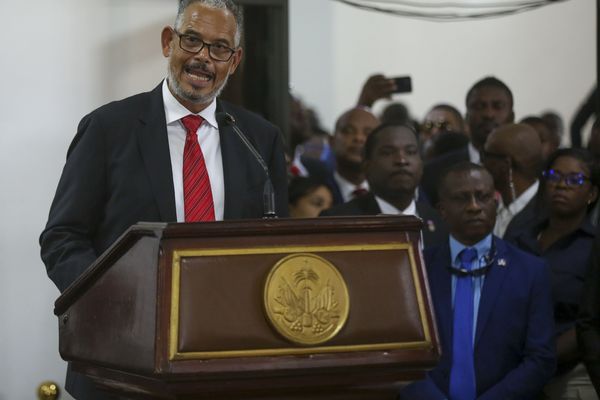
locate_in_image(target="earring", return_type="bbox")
[508,163,516,204]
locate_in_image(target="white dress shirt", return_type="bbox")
[494,180,539,238]
[162,80,225,222]
[374,196,424,248]
[334,171,369,202]
[468,142,481,165]
[374,196,417,217]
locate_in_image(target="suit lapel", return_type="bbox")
[474,239,510,346]
[428,244,454,354]
[136,83,177,222]
[363,193,382,214]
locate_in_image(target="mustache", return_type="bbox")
[185,62,213,76]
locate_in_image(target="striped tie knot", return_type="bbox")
[181,114,203,137]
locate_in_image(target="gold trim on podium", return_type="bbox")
[169,243,431,361]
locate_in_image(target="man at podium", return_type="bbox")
[40,1,288,399]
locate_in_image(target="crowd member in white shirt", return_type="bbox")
[481,123,544,239]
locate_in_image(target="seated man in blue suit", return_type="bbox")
[400,162,555,399]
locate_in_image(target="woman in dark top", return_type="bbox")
[513,148,599,398]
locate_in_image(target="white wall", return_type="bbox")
[0,0,596,398]
[290,0,597,145]
[0,1,173,399]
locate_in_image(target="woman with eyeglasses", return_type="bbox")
[513,148,599,399]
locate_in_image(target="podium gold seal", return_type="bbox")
[264,253,349,345]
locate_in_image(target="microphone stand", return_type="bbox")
[217,112,277,219]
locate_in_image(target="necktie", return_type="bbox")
[351,187,368,198]
[181,115,215,222]
[449,247,478,400]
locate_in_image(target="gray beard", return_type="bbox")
[167,64,229,105]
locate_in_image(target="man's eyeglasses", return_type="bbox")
[542,169,590,186]
[422,120,451,133]
[173,30,236,62]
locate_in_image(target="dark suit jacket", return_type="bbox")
[39,83,288,400]
[577,224,600,395]
[400,238,556,400]
[320,192,447,248]
[503,188,546,244]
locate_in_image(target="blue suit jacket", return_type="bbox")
[400,237,556,400]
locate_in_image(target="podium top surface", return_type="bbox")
[55,215,423,315]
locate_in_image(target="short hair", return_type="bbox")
[429,132,470,159]
[541,111,565,138]
[430,103,464,126]
[520,115,546,127]
[465,76,513,109]
[288,176,330,205]
[175,0,244,47]
[381,102,410,124]
[363,122,419,161]
[521,115,560,145]
[437,162,491,200]
[544,148,600,189]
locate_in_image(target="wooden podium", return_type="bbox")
[54,216,440,399]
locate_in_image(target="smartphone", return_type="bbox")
[393,76,412,93]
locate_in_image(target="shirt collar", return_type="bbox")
[449,234,493,269]
[500,180,539,215]
[162,79,218,129]
[468,142,481,164]
[375,195,417,216]
[333,171,368,200]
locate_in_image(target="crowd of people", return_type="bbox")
[288,75,600,399]
[39,0,600,399]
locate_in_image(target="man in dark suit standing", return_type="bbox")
[322,123,447,248]
[399,162,555,399]
[481,123,544,241]
[302,107,380,205]
[40,1,287,398]
[421,77,515,205]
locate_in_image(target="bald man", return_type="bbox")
[301,107,379,205]
[329,107,381,204]
[482,123,544,239]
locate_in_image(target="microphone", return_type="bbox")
[216,112,277,218]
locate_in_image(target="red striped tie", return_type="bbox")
[181,115,215,222]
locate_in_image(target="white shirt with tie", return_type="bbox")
[162,80,225,222]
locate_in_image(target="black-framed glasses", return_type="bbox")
[173,29,236,62]
[542,169,590,186]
